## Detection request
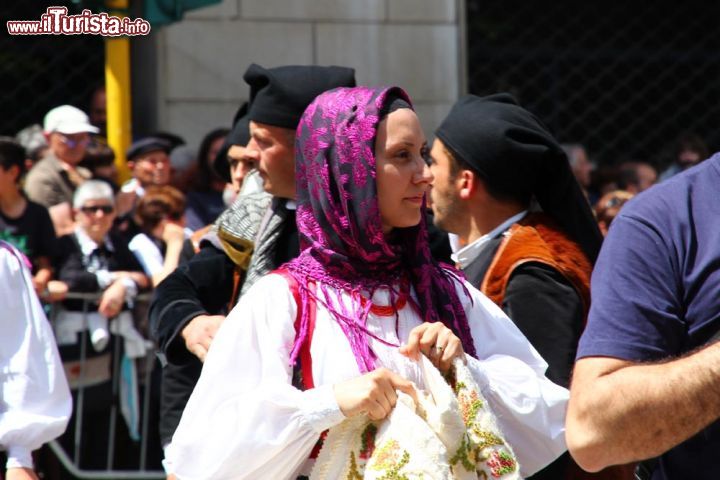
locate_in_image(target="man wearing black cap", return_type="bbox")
[117,137,173,213]
[428,94,613,479]
[147,64,356,456]
[113,137,173,243]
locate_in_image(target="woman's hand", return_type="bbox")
[399,322,465,373]
[334,368,418,420]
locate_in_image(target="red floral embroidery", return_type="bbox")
[487,450,517,477]
[359,423,378,460]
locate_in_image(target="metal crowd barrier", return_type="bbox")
[47,292,165,480]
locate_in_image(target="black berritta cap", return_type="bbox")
[244,63,356,130]
[435,93,603,263]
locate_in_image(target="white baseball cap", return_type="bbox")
[44,105,99,135]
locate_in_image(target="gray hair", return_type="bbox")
[73,180,115,208]
[15,124,47,154]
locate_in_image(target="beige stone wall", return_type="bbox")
[156,0,463,148]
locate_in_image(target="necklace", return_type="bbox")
[360,280,409,317]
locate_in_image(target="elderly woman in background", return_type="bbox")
[52,180,149,470]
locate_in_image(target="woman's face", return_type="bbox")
[375,108,433,234]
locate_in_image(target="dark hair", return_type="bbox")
[616,163,639,191]
[675,133,708,160]
[443,143,532,206]
[181,128,229,192]
[82,140,115,168]
[0,136,27,180]
[134,186,186,234]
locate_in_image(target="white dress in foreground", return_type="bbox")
[166,273,568,479]
[0,244,72,469]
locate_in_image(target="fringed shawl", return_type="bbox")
[284,86,476,373]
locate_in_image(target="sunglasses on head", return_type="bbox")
[81,205,114,214]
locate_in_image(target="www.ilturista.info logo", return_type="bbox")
[7,7,151,36]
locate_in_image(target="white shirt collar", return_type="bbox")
[74,226,115,256]
[285,200,297,211]
[450,210,528,269]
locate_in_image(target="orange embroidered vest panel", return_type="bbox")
[479,213,593,319]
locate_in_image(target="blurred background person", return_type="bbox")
[25,105,98,237]
[88,85,107,138]
[117,137,172,211]
[659,132,708,181]
[146,132,187,189]
[115,137,173,241]
[179,128,229,232]
[0,138,57,297]
[15,124,49,173]
[128,186,187,287]
[168,145,195,190]
[617,160,657,194]
[588,163,620,202]
[562,143,593,199]
[594,190,634,236]
[80,138,119,192]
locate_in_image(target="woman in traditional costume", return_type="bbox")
[166,86,568,479]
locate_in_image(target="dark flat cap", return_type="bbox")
[435,93,602,263]
[244,64,356,130]
[213,103,250,182]
[126,137,172,161]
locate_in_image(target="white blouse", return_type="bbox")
[0,245,72,469]
[128,232,164,277]
[166,273,568,479]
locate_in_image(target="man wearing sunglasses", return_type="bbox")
[25,105,99,236]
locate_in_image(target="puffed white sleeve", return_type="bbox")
[166,274,346,480]
[0,246,72,469]
[460,279,569,477]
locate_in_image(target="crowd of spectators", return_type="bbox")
[1,82,715,480]
[0,100,242,478]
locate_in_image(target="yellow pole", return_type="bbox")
[105,0,132,184]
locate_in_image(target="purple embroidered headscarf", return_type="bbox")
[284,86,476,373]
